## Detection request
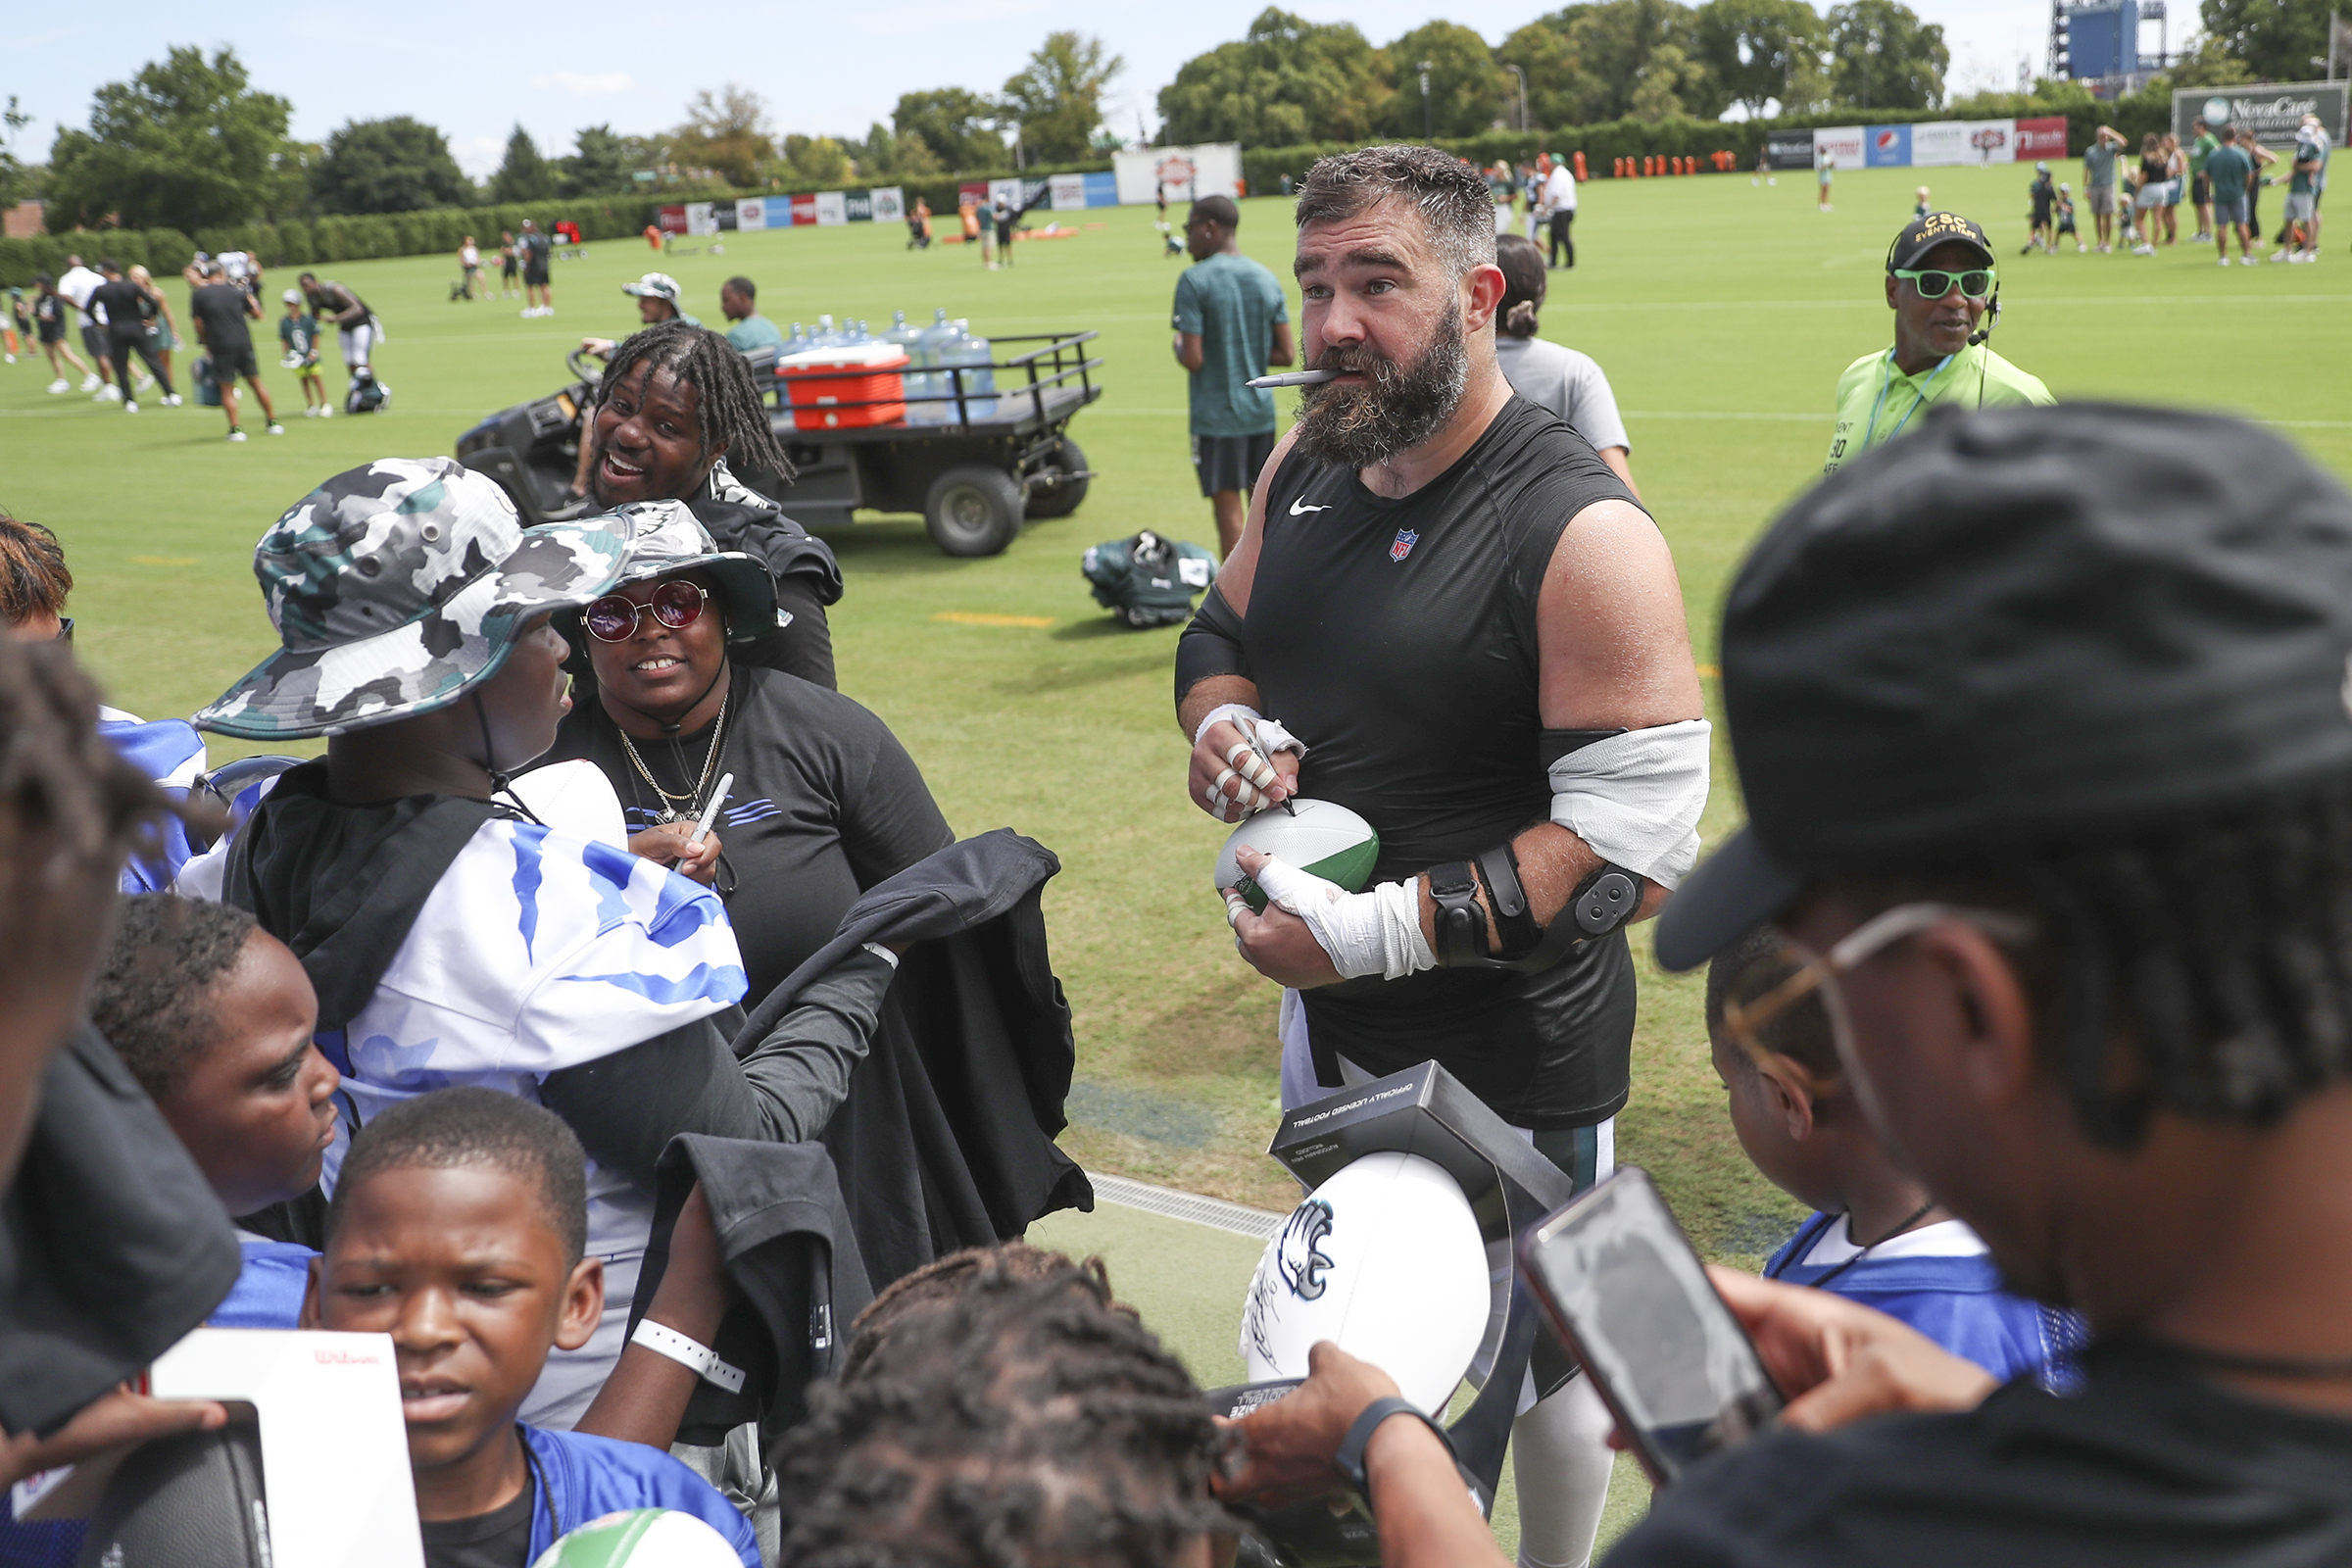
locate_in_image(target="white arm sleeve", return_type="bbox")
[1547,719,1712,889]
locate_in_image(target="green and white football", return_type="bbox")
[1215,799,1382,914]
[528,1509,743,1568]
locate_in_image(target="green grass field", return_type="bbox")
[11,159,2348,1556]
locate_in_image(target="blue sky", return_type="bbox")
[6,0,2154,179]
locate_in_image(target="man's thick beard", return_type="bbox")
[1289,307,1471,471]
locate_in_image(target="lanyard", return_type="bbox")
[1861,349,1960,455]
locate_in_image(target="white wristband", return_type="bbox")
[631,1318,746,1394]
[1194,702,1262,749]
[859,941,900,969]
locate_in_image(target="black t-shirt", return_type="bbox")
[516,232,552,270]
[1245,396,1642,1127]
[418,1482,534,1568]
[189,283,255,353]
[1608,1340,2352,1568]
[89,277,153,337]
[541,663,953,1009]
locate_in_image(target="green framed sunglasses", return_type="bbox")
[1892,266,1996,300]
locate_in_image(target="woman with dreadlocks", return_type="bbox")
[189,458,903,1427]
[568,319,844,689]
[534,503,951,1008]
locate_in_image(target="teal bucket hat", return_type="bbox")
[197,457,629,739]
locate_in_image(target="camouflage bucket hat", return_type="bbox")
[196,457,628,739]
[605,500,782,641]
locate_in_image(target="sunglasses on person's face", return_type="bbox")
[1893,267,1996,301]
[582,580,708,642]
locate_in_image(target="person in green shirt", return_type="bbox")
[2206,124,2259,265]
[2189,118,2220,242]
[1172,195,1294,557]
[1823,213,2053,476]
[718,275,785,353]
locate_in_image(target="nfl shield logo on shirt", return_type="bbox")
[1390,529,1419,562]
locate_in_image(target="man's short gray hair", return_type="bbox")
[1294,144,1497,280]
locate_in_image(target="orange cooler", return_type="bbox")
[778,344,910,430]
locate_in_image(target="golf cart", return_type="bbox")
[453,331,1102,558]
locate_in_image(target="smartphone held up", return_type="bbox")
[1518,1167,1785,1485]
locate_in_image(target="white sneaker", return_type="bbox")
[45,378,68,395]
[79,373,99,392]
[122,400,138,414]
[318,405,332,418]
[3,353,12,364]
[161,393,181,408]
[2220,257,2232,267]
[95,383,121,402]
[2271,250,2289,262]
[2240,255,2260,265]
[2289,251,2314,264]
[226,428,247,442]
[303,405,318,417]
[132,372,155,392]
[266,422,284,435]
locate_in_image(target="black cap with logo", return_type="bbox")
[1655,403,2352,972]
[1886,211,1995,271]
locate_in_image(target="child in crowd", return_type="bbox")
[303,1088,759,1568]
[88,894,336,1329]
[1706,927,2082,1384]
[2057,183,2082,251]
[277,289,328,417]
[1913,184,1931,218]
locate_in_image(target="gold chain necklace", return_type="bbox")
[617,691,729,822]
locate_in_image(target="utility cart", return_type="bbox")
[455,330,1102,559]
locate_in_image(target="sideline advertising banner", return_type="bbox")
[790,193,817,225]
[1112,143,1243,205]
[1959,120,2016,164]
[1812,125,1866,168]
[1866,124,1913,167]
[989,176,1026,215]
[1083,171,1119,205]
[658,204,688,235]
[869,186,906,222]
[1765,130,1816,169]
[684,202,719,236]
[814,191,848,226]
[844,189,873,221]
[1049,172,1088,211]
[2179,81,2347,147]
[1910,121,1970,166]
[2014,116,2069,161]
[957,180,989,209]
[735,198,766,231]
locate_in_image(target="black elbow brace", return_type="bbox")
[1175,583,1250,708]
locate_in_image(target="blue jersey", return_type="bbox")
[1766,1214,2085,1386]
[97,707,206,892]
[210,1238,318,1329]
[522,1426,759,1566]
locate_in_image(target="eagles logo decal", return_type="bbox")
[1277,1199,1336,1299]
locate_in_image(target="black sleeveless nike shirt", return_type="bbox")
[1245,395,1640,1128]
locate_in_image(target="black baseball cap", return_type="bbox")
[1886,211,1994,270]
[1655,403,2352,971]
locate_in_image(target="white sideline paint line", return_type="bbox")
[1621,410,1829,421]
[1087,1172,1287,1241]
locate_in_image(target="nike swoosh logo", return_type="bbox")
[1289,498,1329,515]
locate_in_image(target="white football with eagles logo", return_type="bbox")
[1238,1151,1493,1415]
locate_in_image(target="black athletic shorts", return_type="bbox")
[38,318,63,345]
[1192,429,1276,497]
[211,342,260,381]
[79,324,108,362]
[523,265,550,287]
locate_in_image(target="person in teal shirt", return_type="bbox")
[1172,195,1293,557]
[1824,213,2052,476]
[719,275,785,353]
[2206,124,2259,265]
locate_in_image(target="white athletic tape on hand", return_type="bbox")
[1245,856,1437,981]
[1195,703,1264,749]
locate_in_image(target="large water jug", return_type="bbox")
[905,309,956,424]
[940,319,997,421]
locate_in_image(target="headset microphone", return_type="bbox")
[1967,285,2002,347]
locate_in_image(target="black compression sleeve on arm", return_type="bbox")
[537,950,896,1186]
[1175,583,1250,708]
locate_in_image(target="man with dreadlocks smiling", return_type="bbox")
[189,459,904,1429]
[566,319,843,689]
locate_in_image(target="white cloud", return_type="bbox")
[532,71,635,95]
[456,134,506,178]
